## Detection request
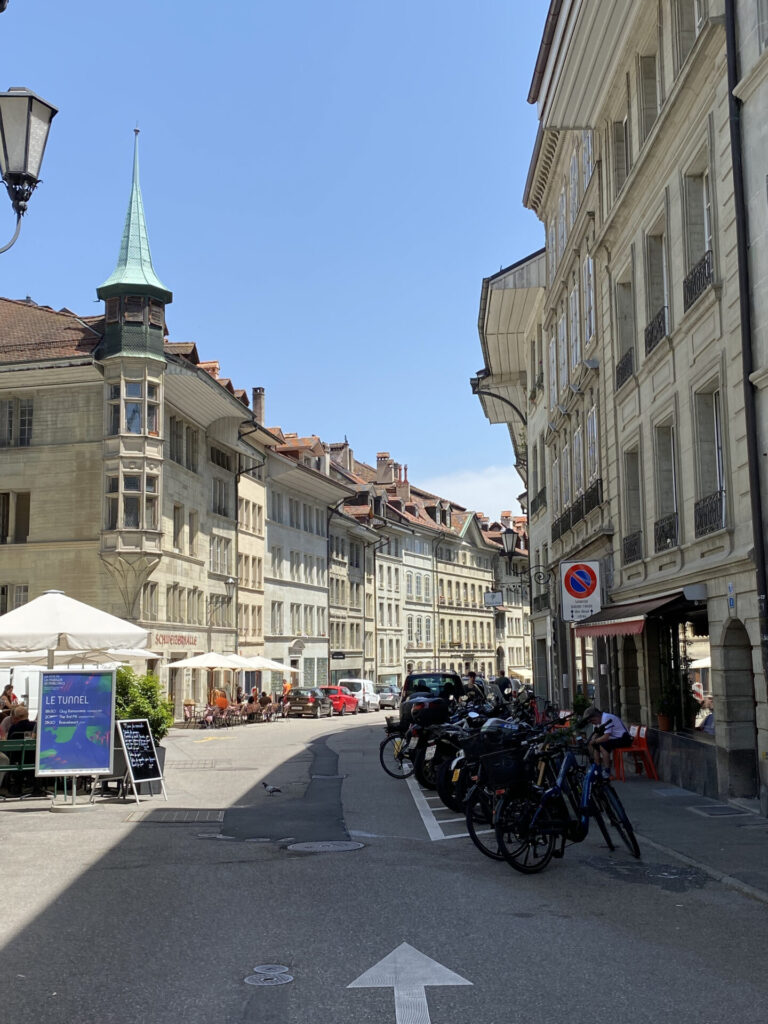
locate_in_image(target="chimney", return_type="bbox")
[376,451,395,484]
[394,461,410,502]
[252,386,265,423]
[500,510,513,529]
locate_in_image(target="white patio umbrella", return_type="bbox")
[167,652,242,669]
[0,590,147,668]
[247,655,300,673]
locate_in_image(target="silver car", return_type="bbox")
[375,684,399,709]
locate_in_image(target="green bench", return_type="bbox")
[0,736,42,797]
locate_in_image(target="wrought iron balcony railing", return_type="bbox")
[569,493,585,529]
[654,512,678,552]
[616,347,634,390]
[694,489,725,537]
[584,477,603,514]
[644,305,668,355]
[622,530,643,565]
[683,250,713,312]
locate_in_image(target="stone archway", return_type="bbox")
[719,619,759,799]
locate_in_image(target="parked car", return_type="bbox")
[287,687,333,718]
[337,678,380,712]
[399,671,464,725]
[375,683,400,709]
[319,685,359,716]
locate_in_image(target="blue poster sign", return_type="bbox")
[35,670,116,777]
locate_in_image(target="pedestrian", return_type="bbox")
[696,694,715,734]
[580,705,633,779]
[1,682,17,712]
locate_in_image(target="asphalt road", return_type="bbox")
[1,714,765,1024]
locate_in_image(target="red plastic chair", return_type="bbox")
[613,725,659,781]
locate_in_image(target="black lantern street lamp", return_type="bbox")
[0,86,57,253]
[500,528,554,590]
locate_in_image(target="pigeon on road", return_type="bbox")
[262,782,281,796]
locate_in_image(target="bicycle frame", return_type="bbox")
[526,748,600,844]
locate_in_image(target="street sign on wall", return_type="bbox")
[560,561,601,622]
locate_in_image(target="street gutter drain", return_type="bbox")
[287,841,364,853]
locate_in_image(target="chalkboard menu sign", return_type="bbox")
[116,719,162,785]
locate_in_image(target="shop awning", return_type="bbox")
[573,594,682,639]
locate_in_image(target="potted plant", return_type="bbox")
[115,667,174,746]
[653,690,676,732]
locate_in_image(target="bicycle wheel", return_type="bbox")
[379,734,415,779]
[596,784,640,858]
[495,795,556,874]
[465,785,505,861]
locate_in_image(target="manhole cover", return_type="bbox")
[287,841,364,853]
[244,973,293,986]
[689,805,749,818]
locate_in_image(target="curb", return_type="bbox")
[637,832,768,906]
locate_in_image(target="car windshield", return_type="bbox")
[404,674,462,698]
[292,689,316,698]
[375,686,392,694]
[344,682,362,692]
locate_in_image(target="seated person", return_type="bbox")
[258,692,274,721]
[213,689,229,711]
[5,704,33,739]
[696,694,715,734]
[5,707,39,795]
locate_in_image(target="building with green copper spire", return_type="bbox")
[97,129,172,361]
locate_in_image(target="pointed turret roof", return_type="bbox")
[98,130,171,298]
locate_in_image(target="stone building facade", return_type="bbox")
[476,0,767,806]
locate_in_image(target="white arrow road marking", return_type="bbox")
[348,942,471,1024]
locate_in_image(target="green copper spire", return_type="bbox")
[98,129,171,299]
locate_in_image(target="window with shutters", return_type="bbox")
[616,272,636,361]
[552,456,561,515]
[582,130,594,185]
[684,162,712,271]
[569,285,581,371]
[583,256,595,345]
[623,448,643,537]
[586,406,599,483]
[654,421,678,523]
[573,428,584,496]
[558,315,568,394]
[674,0,706,72]
[562,444,571,509]
[612,117,630,196]
[639,55,659,143]
[569,149,579,228]
[549,335,557,409]
[645,223,669,349]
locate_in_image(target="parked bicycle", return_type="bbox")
[493,734,640,873]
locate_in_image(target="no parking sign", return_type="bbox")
[560,562,601,622]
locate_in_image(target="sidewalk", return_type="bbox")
[616,773,768,904]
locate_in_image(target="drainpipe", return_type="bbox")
[725,1,768,687]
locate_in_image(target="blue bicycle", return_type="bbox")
[494,737,640,873]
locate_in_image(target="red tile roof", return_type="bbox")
[0,297,102,363]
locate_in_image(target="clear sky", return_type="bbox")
[0,1,547,521]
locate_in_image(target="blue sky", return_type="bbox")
[0,1,546,520]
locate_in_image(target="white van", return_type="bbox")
[337,678,380,712]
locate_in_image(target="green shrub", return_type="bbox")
[572,691,590,717]
[115,667,174,743]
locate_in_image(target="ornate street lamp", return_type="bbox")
[0,86,57,253]
[500,528,554,589]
